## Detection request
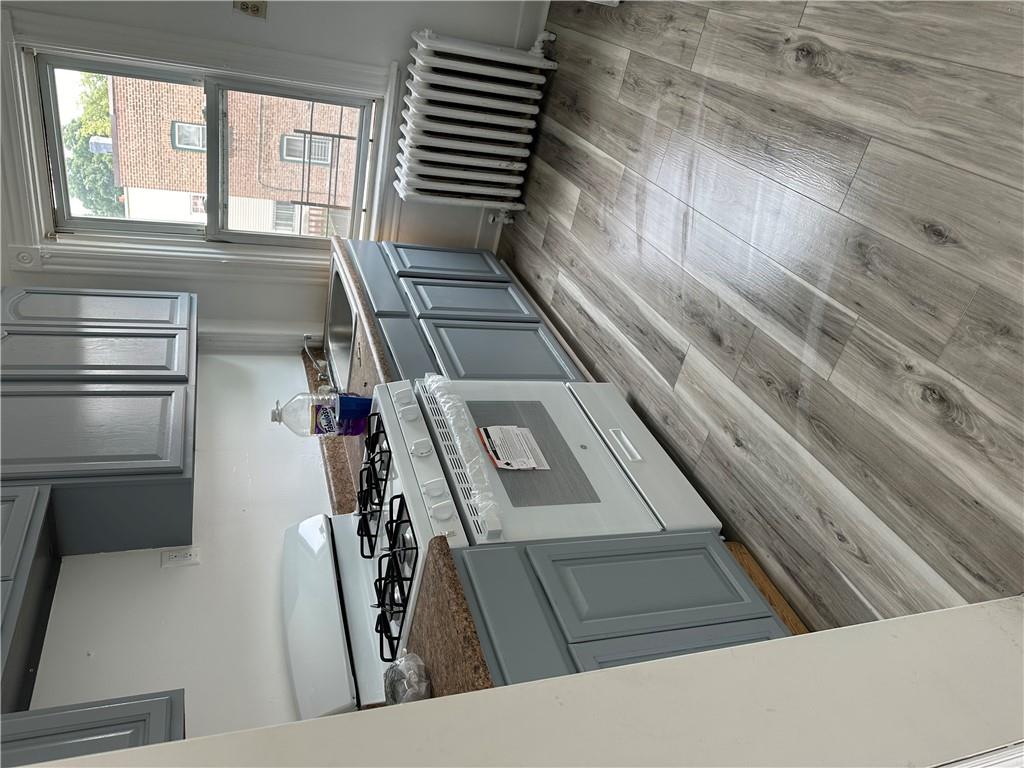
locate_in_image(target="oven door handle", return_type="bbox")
[608,427,643,462]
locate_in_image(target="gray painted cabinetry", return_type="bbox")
[335,239,583,382]
[1,689,185,766]
[1,486,58,713]
[0,287,197,555]
[455,532,789,686]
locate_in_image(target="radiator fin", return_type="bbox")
[394,29,556,212]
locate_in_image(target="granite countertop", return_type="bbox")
[406,536,495,697]
[302,349,355,516]
[331,236,396,383]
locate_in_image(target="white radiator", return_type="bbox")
[394,29,557,213]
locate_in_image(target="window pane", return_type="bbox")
[49,67,206,224]
[223,91,362,239]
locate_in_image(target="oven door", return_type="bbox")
[423,380,662,544]
[281,514,357,719]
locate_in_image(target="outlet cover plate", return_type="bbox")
[232,1,268,19]
[162,547,200,567]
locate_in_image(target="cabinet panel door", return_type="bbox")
[402,278,539,322]
[384,242,508,281]
[420,319,582,381]
[1,328,188,381]
[0,487,39,581]
[527,533,773,641]
[1,384,186,480]
[379,317,437,379]
[347,240,407,316]
[569,617,789,672]
[1,288,190,328]
[1,689,184,766]
[459,546,577,684]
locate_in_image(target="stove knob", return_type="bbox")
[393,387,414,407]
[399,403,420,422]
[429,500,455,521]
[421,477,447,499]
[482,512,503,540]
[410,438,433,457]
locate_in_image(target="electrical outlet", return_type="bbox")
[232,1,268,19]
[161,547,200,568]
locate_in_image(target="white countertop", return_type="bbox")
[50,597,1023,767]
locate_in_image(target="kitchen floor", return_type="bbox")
[32,354,331,737]
[500,2,1024,629]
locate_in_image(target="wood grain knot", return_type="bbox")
[786,38,843,81]
[921,221,957,246]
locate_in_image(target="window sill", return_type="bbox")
[8,232,332,284]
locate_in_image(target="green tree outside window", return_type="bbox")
[63,72,124,217]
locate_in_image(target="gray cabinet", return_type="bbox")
[1,488,39,581]
[401,277,538,322]
[1,288,190,328]
[0,287,197,556]
[527,534,771,641]
[1,327,189,381]
[1,383,187,480]
[384,242,508,281]
[1,689,184,766]
[348,240,407,316]
[421,318,581,381]
[379,316,437,379]
[1,485,58,713]
[454,532,788,686]
[568,617,788,672]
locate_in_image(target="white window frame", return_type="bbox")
[172,121,207,151]
[280,133,332,165]
[34,54,377,248]
[204,77,374,248]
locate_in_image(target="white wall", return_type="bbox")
[1,1,549,348]
[32,354,333,737]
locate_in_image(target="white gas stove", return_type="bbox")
[282,378,720,718]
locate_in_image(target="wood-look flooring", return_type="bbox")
[499,0,1024,629]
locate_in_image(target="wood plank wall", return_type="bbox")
[498,0,1024,629]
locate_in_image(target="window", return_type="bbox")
[36,54,376,245]
[172,121,207,151]
[280,134,332,165]
[273,201,296,233]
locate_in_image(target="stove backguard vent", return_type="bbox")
[421,391,486,537]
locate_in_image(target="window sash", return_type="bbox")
[35,54,378,247]
[205,77,374,248]
[280,134,333,165]
[173,122,207,151]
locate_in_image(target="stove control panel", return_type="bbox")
[386,382,470,549]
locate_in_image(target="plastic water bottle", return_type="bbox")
[270,391,373,437]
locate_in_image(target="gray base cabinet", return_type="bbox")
[1,486,59,713]
[455,532,789,686]
[1,287,197,555]
[334,239,583,383]
[1,689,185,766]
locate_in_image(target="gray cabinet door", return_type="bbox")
[0,487,40,581]
[1,383,187,480]
[1,689,184,766]
[384,242,508,281]
[569,616,789,672]
[527,533,773,641]
[458,545,577,685]
[1,288,190,328]
[420,318,582,381]
[401,277,539,322]
[378,316,437,379]
[1,327,189,381]
[347,240,407,316]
